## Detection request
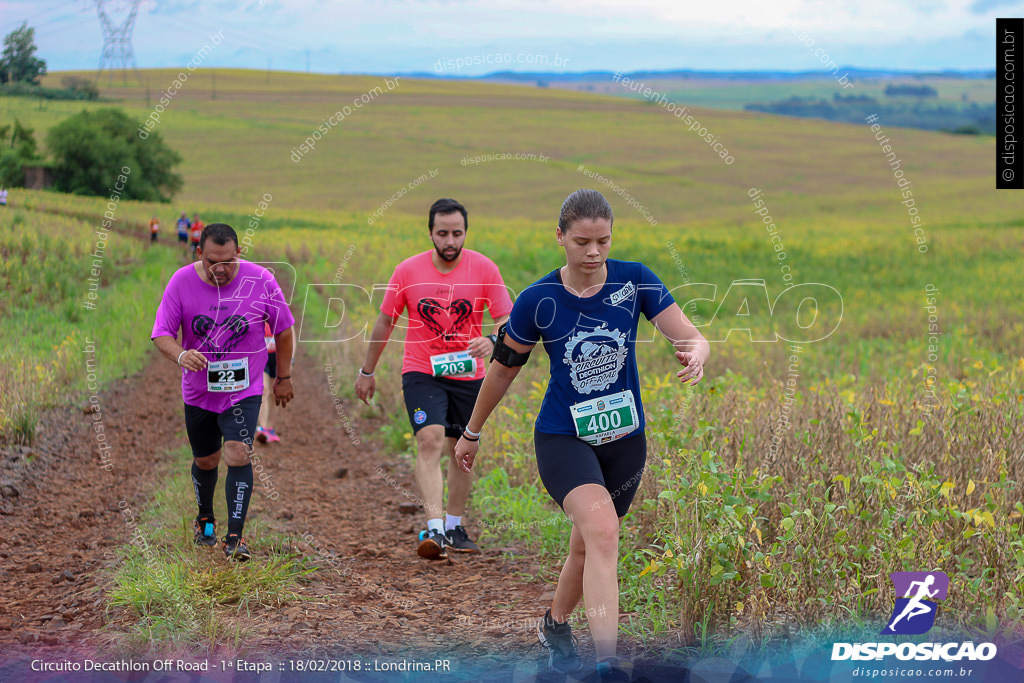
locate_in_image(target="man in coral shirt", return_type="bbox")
[355,198,512,560]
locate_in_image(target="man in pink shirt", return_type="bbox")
[355,198,512,560]
[152,223,295,561]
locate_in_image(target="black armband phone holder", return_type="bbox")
[490,323,531,367]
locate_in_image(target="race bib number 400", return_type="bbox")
[207,358,249,392]
[431,351,477,378]
[570,390,638,445]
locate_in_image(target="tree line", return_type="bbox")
[1,23,182,201]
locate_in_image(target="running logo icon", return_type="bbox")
[882,571,949,635]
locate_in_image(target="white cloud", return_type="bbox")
[15,0,999,72]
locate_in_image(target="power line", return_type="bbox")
[150,9,312,59]
[0,0,82,35]
[33,16,97,41]
[93,0,143,84]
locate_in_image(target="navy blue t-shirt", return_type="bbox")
[506,259,675,437]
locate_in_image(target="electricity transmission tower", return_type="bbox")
[94,0,144,84]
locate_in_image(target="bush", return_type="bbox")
[61,76,99,100]
[47,108,183,202]
[885,83,938,97]
[0,81,100,101]
[0,148,26,187]
[0,118,40,187]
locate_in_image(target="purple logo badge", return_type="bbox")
[881,571,949,635]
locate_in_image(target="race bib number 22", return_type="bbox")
[207,358,249,392]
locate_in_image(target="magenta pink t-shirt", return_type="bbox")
[152,261,295,413]
[380,249,513,379]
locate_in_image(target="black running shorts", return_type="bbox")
[534,429,647,518]
[401,371,483,439]
[183,395,262,459]
[263,352,277,379]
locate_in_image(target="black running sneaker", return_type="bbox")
[193,517,217,547]
[222,534,251,562]
[445,525,480,553]
[417,529,447,560]
[537,608,583,673]
[596,658,631,682]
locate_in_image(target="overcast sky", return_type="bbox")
[0,0,1014,75]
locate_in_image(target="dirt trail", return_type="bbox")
[230,348,555,663]
[0,346,576,674]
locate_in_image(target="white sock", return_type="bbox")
[427,518,444,534]
[445,514,462,531]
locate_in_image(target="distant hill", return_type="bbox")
[21,68,1002,221]
[391,68,996,135]
[396,68,996,83]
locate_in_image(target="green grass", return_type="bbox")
[0,207,181,442]
[474,466,572,568]
[600,77,996,110]
[0,69,1006,229]
[103,447,314,654]
[3,68,1021,653]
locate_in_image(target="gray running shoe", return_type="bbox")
[537,608,583,673]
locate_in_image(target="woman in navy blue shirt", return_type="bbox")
[455,189,710,677]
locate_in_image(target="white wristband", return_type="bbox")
[463,426,481,439]
[177,350,188,366]
[359,368,374,377]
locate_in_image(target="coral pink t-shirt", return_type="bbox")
[380,249,512,380]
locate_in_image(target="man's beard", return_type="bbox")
[435,244,461,262]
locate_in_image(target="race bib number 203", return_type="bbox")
[430,351,477,378]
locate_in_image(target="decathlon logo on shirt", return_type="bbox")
[563,325,627,394]
[606,281,635,306]
[831,570,997,662]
